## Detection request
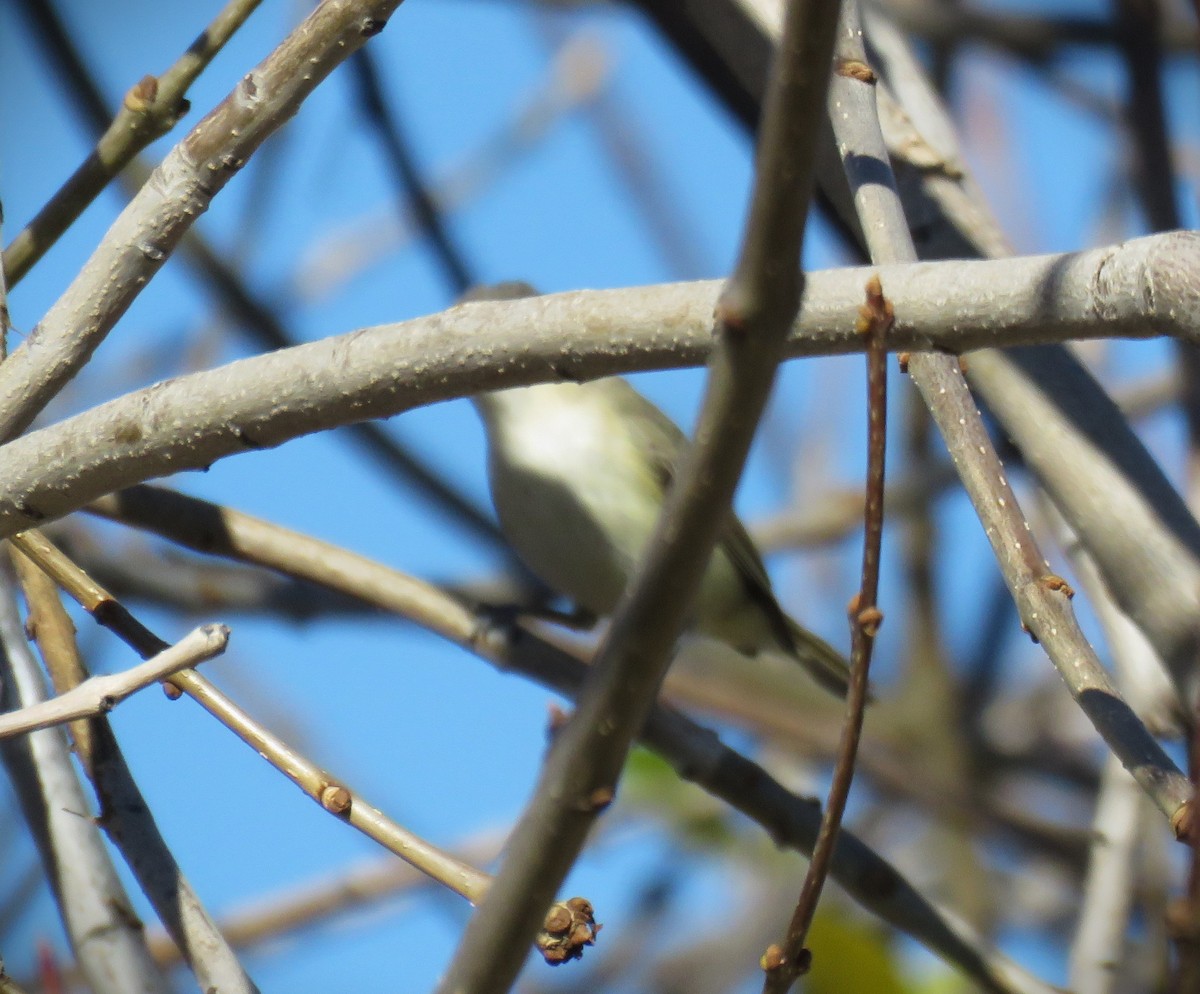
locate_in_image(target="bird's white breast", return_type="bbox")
[483,384,661,614]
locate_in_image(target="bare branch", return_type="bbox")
[10,544,261,994]
[0,0,404,443]
[89,483,1055,994]
[0,622,227,740]
[435,0,842,984]
[4,0,264,285]
[13,530,496,909]
[0,233,1196,541]
[763,275,892,990]
[827,0,1191,830]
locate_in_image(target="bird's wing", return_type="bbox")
[604,378,687,493]
[608,379,790,633]
[610,378,852,695]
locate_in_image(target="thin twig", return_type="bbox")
[5,0,264,285]
[145,833,504,968]
[762,276,891,990]
[349,46,474,293]
[295,32,610,302]
[0,623,227,740]
[1171,709,1200,988]
[753,460,957,550]
[10,542,262,994]
[10,530,497,911]
[533,16,710,278]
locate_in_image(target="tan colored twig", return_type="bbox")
[145,833,504,968]
[9,530,495,910]
[0,571,170,994]
[10,539,261,994]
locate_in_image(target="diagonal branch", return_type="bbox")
[5,0,264,285]
[0,0,405,444]
[11,530,497,911]
[17,4,506,559]
[349,46,475,293]
[433,0,843,989]
[0,572,170,994]
[86,483,1055,994]
[827,0,1190,828]
[10,547,262,994]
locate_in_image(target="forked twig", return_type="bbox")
[0,624,227,740]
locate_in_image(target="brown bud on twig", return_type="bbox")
[836,59,877,84]
[537,896,600,964]
[320,784,352,814]
[1040,574,1075,599]
[124,75,159,113]
[1172,799,1196,843]
[856,605,884,637]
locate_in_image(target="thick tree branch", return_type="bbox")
[0,234,1195,540]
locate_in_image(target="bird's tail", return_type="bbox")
[784,617,857,699]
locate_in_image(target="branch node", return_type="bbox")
[320,784,352,815]
[835,58,877,84]
[123,75,159,113]
[1040,573,1075,599]
[583,786,614,813]
[760,942,811,975]
[855,604,884,637]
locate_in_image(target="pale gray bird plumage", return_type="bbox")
[465,282,852,697]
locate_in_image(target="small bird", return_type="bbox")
[466,286,851,697]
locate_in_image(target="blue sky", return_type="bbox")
[1,1,1197,991]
